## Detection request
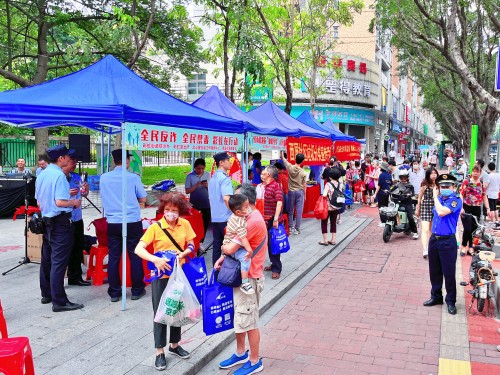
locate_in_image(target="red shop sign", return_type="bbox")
[332,141,361,162]
[286,137,333,166]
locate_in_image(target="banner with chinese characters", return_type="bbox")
[125,123,244,152]
[248,133,286,150]
[286,137,332,166]
[332,141,361,162]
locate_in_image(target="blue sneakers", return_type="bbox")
[233,359,264,375]
[219,351,249,369]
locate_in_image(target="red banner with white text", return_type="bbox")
[286,137,333,166]
[333,141,361,161]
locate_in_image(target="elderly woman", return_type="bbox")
[135,192,196,371]
[184,158,211,241]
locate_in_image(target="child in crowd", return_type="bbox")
[223,194,255,295]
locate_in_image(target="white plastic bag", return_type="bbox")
[154,258,202,327]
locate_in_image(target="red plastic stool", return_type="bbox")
[0,337,35,375]
[86,245,109,286]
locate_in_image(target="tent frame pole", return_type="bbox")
[243,133,248,183]
[121,124,127,311]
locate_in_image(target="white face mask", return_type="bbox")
[413,166,418,171]
[247,207,252,215]
[164,211,179,221]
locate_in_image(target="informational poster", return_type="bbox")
[332,141,361,162]
[125,123,243,152]
[248,133,286,150]
[286,137,332,166]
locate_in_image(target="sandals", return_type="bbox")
[328,241,336,245]
[272,272,281,280]
[318,241,329,246]
[264,266,272,272]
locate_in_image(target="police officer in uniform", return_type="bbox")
[423,174,462,315]
[100,149,147,302]
[35,145,84,312]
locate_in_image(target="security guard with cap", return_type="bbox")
[35,145,84,312]
[423,173,462,315]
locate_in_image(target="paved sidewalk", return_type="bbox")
[203,205,482,375]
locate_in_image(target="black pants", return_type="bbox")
[428,235,457,304]
[107,222,145,298]
[400,202,418,233]
[267,218,282,274]
[212,221,227,266]
[377,192,390,223]
[40,213,74,306]
[67,219,84,282]
[152,278,181,348]
[461,204,481,247]
[321,210,339,234]
[194,207,211,242]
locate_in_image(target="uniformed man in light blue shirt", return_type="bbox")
[208,152,233,266]
[100,149,147,302]
[35,145,84,312]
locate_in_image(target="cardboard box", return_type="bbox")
[27,231,43,262]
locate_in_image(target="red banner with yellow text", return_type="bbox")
[286,137,332,166]
[333,141,361,161]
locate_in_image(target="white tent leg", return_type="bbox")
[121,124,127,311]
[107,134,111,172]
[243,133,248,183]
[100,133,105,175]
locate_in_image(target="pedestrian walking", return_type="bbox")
[64,150,91,286]
[281,151,307,235]
[486,162,500,222]
[215,183,267,375]
[367,160,380,207]
[319,168,343,246]
[100,149,147,302]
[459,165,490,256]
[35,145,83,312]
[134,192,196,371]
[208,152,233,265]
[261,166,284,280]
[409,160,425,193]
[423,174,462,315]
[415,167,439,258]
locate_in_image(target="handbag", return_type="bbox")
[203,270,234,335]
[87,217,108,246]
[269,224,290,255]
[217,235,267,287]
[313,196,329,220]
[182,257,208,303]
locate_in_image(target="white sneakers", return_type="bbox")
[413,233,419,239]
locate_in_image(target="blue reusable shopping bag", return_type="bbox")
[182,257,208,304]
[202,270,234,335]
[270,224,290,255]
[144,250,177,283]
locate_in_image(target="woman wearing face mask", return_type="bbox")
[368,160,380,207]
[416,168,439,258]
[135,192,196,371]
[459,166,490,256]
[409,161,425,193]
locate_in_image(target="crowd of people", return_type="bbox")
[26,143,500,373]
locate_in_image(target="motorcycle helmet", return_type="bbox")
[399,169,409,180]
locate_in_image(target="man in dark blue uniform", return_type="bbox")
[423,174,462,315]
[35,145,84,312]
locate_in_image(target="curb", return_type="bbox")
[172,217,372,375]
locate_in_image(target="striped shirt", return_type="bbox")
[223,214,247,245]
[263,179,284,220]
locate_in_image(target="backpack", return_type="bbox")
[328,181,345,208]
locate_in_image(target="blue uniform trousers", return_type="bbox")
[107,222,145,298]
[40,213,74,306]
[212,221,227,266]
[428,235,457,304]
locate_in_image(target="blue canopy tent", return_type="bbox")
[0,55,249,310]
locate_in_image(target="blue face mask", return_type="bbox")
[440,188,453,196]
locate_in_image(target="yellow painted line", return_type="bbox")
[439,358,471,375]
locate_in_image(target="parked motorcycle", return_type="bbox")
[380,187,418,243]
[463,213,497,313]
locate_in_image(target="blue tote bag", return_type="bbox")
[202,270,234,335]
[270,224,290,255]
[182,257,208,304]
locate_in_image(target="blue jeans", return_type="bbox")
[234,248,251,271]
[287,190,305,230]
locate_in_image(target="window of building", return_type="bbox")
[187,74,207,99]
[333,26,339,40]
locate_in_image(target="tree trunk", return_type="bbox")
[223,17,230,98]
[284,67,293,114]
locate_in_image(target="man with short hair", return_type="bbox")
[35,145,83,312]
[457,158,468,182]
[475,159,489,189]
[63,150,91,286]
[486,162,500,222]
[36,154,49,176]
[261,165,284,280]
[11,158,32,176]
[215,183,267,375]
[422,159,429,171]
[208,152,233,265]
[100,149,147,302]
[388,148,397,161]
[281,151,307,235]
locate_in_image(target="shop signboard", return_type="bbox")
[125,123,243,152]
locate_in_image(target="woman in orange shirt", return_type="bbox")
[135,192,196,371]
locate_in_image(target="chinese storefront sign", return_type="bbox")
[324,80,371,97]
[248,133,286,150]
[332,141,361,162]
[125,123,244,152]
[286,137,332,166]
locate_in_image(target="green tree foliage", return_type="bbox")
[375,0,500,158]
[0,0,204,152]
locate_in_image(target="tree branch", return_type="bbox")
[0,68,32,87]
